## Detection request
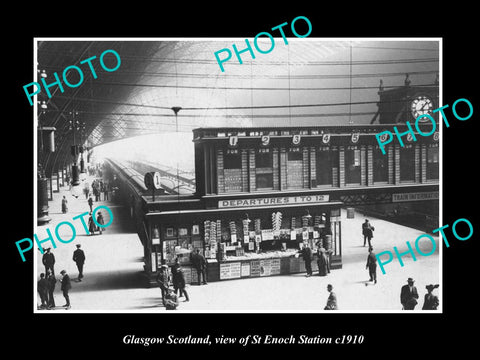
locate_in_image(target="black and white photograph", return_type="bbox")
[31,38,441,313]
[6,6,478,356]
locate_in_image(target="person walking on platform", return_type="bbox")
[60,270,71,310]
[172,259,189,302]
[61,195,68,214]
[156,264,170,305]
[88,195,94,212]
[422,284,440,310]
[42,248,55,276]
[96,211,105,234]
[191,249,208,285]
[46,270,56,309]
[87,212,96,235]
[400,277,419,310]
[362,219,375,247]
[365,247,377,284]
[94,187,100,202]
[297,243,313,277]
[317,247,328,277]
[324,284,338,310]
[37,273,48,309]
[72,244,86,281]
[103,181,109,201]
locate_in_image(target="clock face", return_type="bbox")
[411,95,434,120]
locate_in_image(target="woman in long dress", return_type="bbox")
[61,196,68,214]
[96,211,105,234]
[317,247,328,276]
[422,284,439,310]
[88,212,96,235]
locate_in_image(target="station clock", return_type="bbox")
[410,94,434,120]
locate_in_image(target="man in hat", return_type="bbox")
[324,284,338,310]
[156,264,170,305]
[72,244,86,281]
[88,195,94,212]
[191,249,208,285]
[37,273,48,309]
[42,248,55,277]
[400,278,419,310]
[422,284,440,310]
[60,270,71,310]
[365,246,377,284]
[171,258,189,302]
[46,270,56,309]
[362,219,374,247]
[96,211,105,234]
[61,195,68,214]
[297,242,313,277]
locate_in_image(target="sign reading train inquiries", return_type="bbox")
[392,192,438,202]
[219,195,329,209]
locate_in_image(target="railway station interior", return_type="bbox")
[35,39,440,311]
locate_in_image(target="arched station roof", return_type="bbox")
[36,39,439,176]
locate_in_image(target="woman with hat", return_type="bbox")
[61,195,68,214]
[87,212,96,235]
[317,247,328,277]
[422,284,439,310]
[96,211,105,234]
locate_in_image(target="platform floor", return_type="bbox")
[35,175,440,312]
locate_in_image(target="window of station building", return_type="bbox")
[316,147,333,186]
[224,151,242,169]
[400,145,415,182]
[224,150,243,192]
[373,145,388,183]
[345,147,361,185]
[287,148,304,189]
[255,149,273,189]
[426,145,439,180]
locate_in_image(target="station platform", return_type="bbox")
[35,174,440,312]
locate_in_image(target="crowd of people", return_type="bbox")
[84,178,111,202]
[39,165,440,311]
[155,249,209,310]
[294,218,440,311]
[38,172,108,310]
[38,245,85,310]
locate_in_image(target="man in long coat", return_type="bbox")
[37,273,48,309]
[42,248,55,276]
[362,219,374,247]
[46,270,56,309]
[365,247,377,283]
[156,265,170,304]
[298,243,313,277]
[60,270,72,310]
[324,284,338,310]
[190,249,208,285]
[72,244,86,281]
[400,277,419,310]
